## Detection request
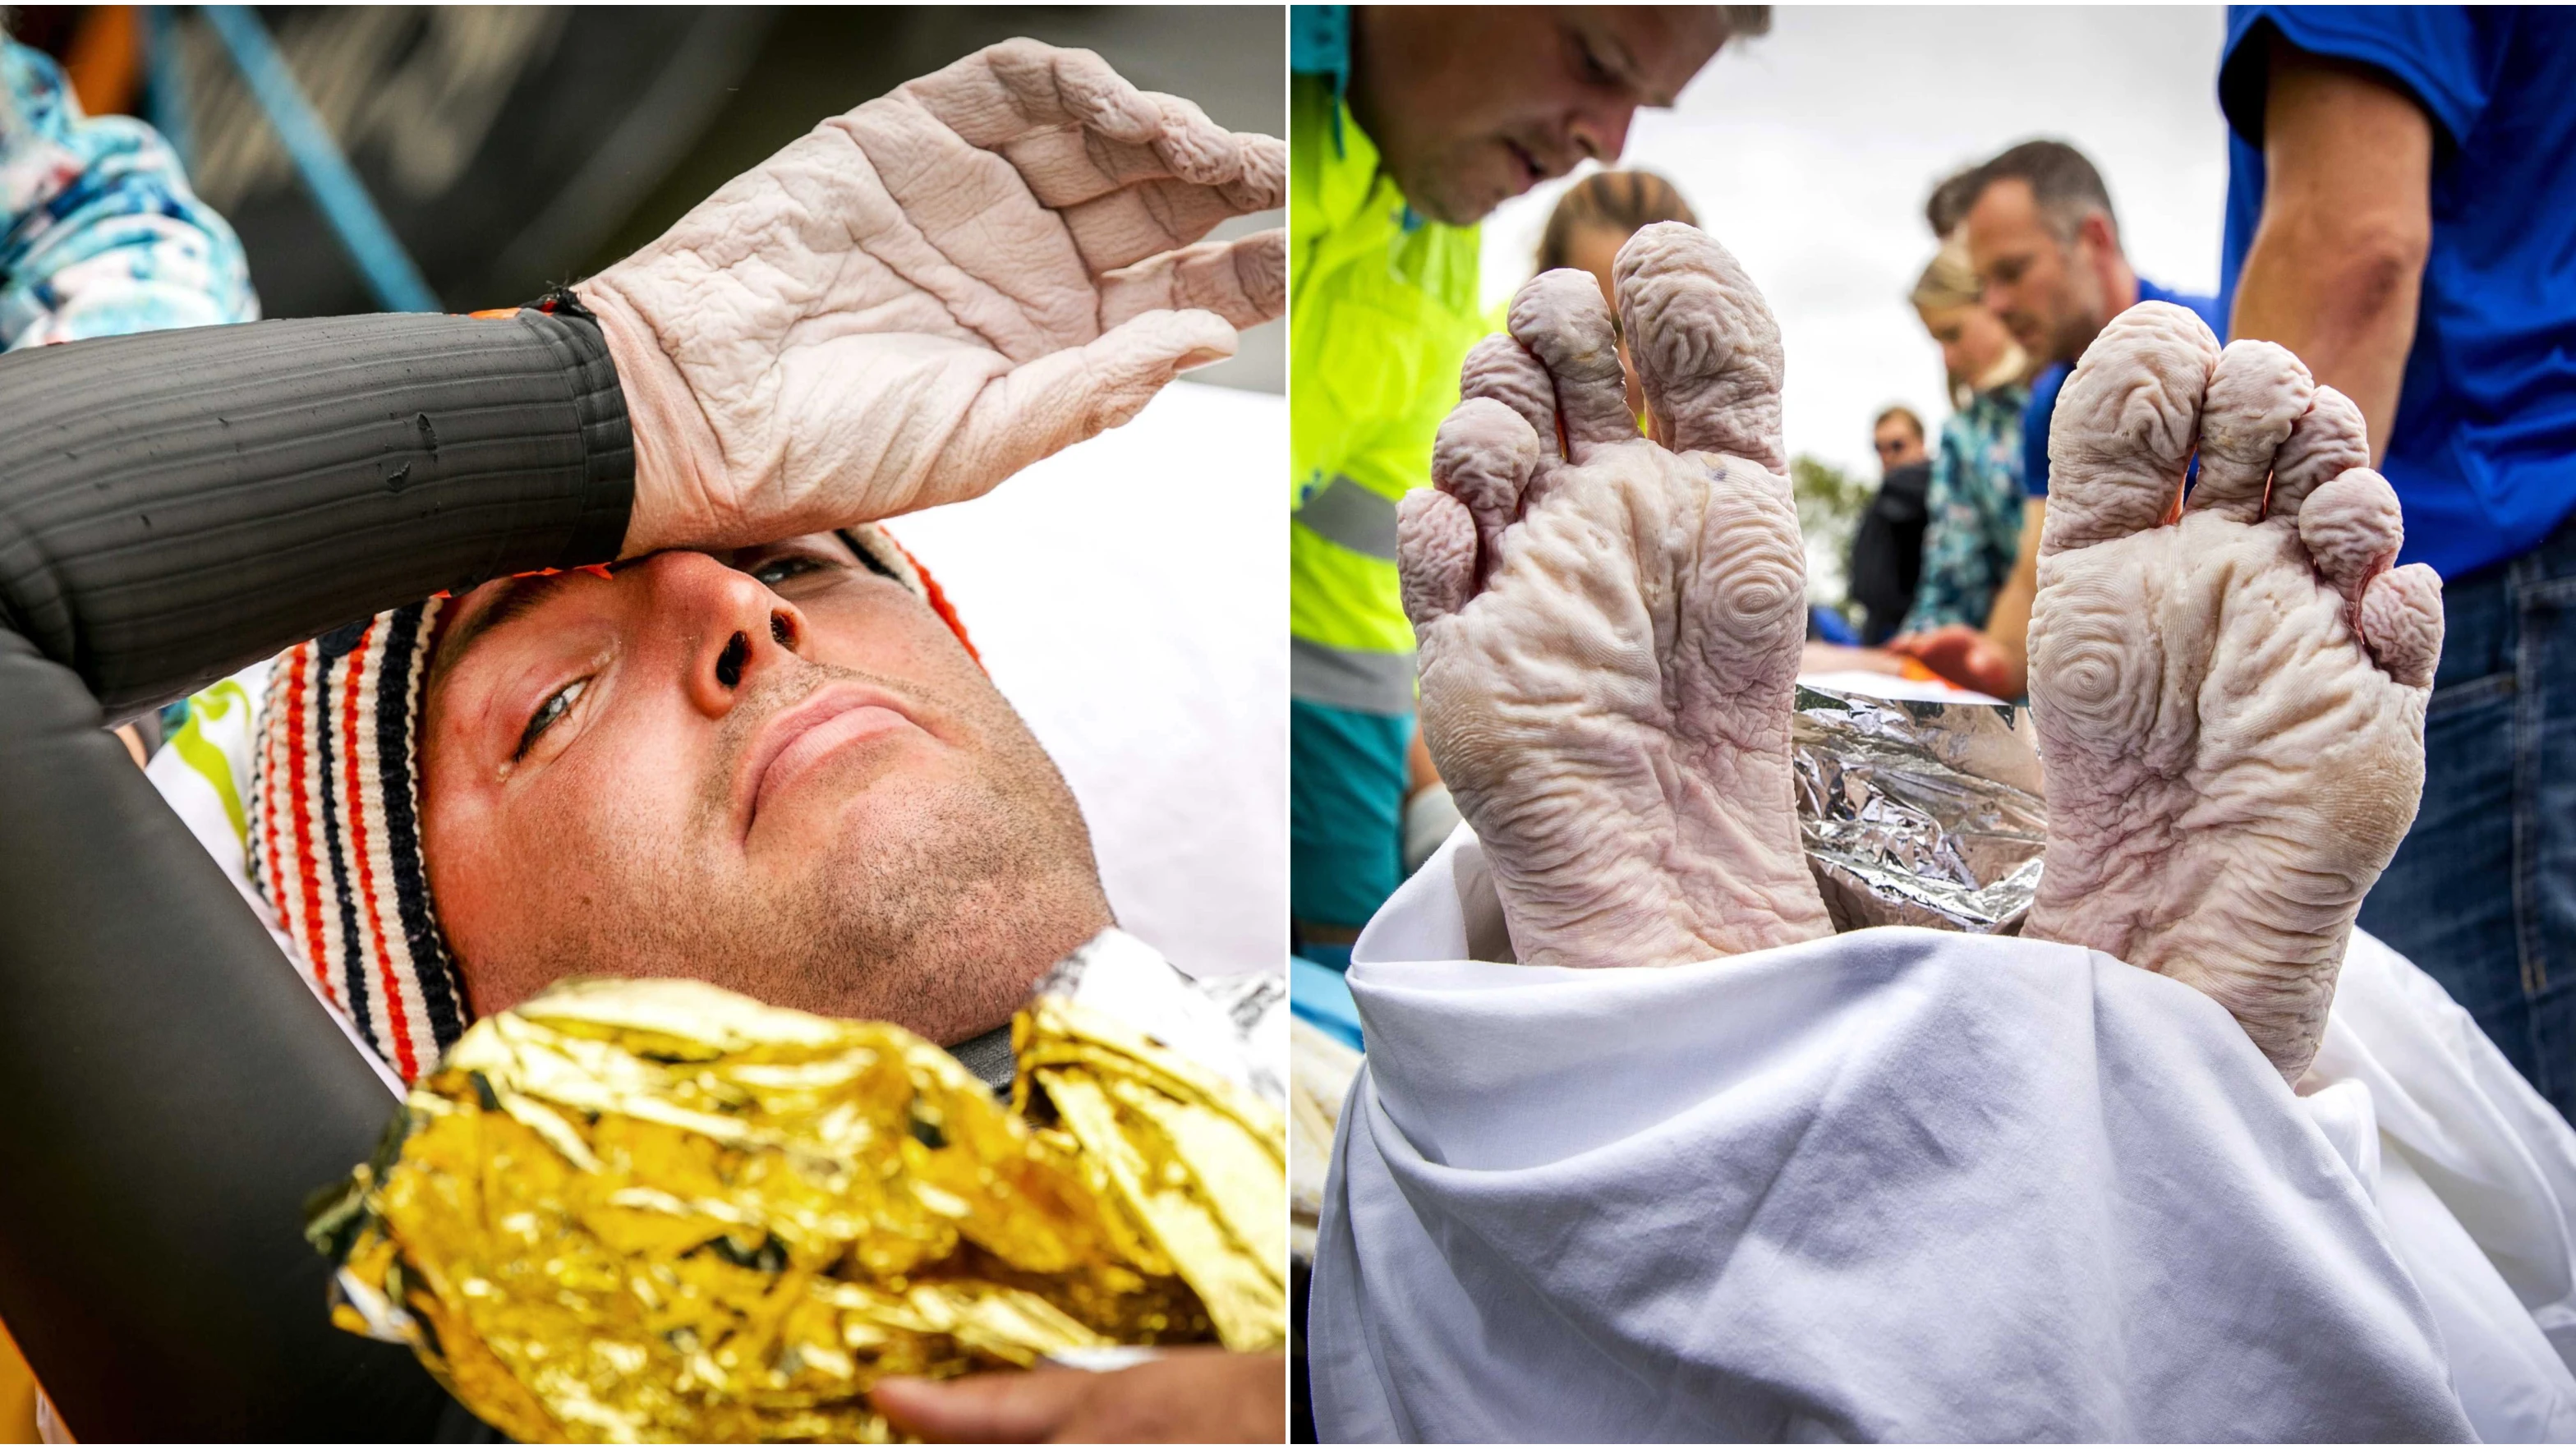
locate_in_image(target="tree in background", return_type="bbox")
[1792,453,1871,628]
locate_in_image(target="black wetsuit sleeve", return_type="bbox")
[0,308,632,1440]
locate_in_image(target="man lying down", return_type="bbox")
[0,41,1285,1442]
[1309,225,2576,1442]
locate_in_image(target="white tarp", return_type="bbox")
[1309,827,2576,1442]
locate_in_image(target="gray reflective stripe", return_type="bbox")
[1293,473,1401,561]
[1290,637,1416,715]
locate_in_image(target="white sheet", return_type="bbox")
[888,381,1286,979]
[1310,826,2576,1442]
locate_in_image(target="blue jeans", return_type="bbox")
[2357,523,2576,1123]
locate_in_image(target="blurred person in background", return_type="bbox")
[1847,404,1930,644]
[1893,140,2221,699]
[2222,7,2576,1121]
[1287,7,1760,1017]
[0,30,252,347]
[1883,240,2031,687]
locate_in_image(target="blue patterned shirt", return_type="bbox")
[1899,383,2027,635]
[0,40,255,348]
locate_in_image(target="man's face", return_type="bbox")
[1964,177,2105,366]
[1874,419,1925,472]
[1349,7,1732,226]
[418,535,1111,1046]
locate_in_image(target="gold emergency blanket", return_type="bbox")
[306,978,1286,1442]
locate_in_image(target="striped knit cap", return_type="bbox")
[248,524,973,1083]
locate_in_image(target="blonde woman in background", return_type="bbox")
[1885,238,2036,697]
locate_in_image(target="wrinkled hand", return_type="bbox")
[868,1350,1284,1443]
[1399,228,1833,970]
[584,39,1286,556]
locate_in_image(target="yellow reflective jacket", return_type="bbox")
[1288,73,1487,716]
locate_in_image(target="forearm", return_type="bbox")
[0,632,453,1438]
[1980,499,2042,697]
[2229,222,2422,467]
[2226,47,2433,466]
[0,308,631,716]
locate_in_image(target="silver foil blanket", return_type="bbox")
[1792,684,2048,935]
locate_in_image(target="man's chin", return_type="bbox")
[1397,161,1517,228]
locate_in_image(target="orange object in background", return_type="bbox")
[62,6,140,117]
[0,1313,39,1445]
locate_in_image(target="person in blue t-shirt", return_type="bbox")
[1888,141,2221,701]
[2220,7,2576,1123]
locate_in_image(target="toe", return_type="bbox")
[1508,269,1638,460]
[2297,467,2405,604]
[1460,334,1562,458]
[1398,487,1478,631]
[2040,301,2220,557]
[2188,339,2313,523]
[2269,384,2371,520]
[1613,222,1787,473]
[2360,563,2444,688]
[1431,397,1543,586]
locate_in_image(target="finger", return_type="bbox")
[2297,467,2405,605]
[1400,488,1478,631]
[904,39,1164,149]
[2188,338,2312,523]
[1613,222,1787,472]
[1099,230,1284,332]
[1432,397,1543,586]
[1507,269,1637,460]
[2040,300,2220,557]
[2360,563,2444,688]
[871,1369,1095,1443]
[998,96,1283,214]
[1458,334,1560,458]
[2270,384,2370,521]
[922,308,1236,512]
[1060,177,1263,277]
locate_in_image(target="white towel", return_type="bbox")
[1309,826,2576,1442]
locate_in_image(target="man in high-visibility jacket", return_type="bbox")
[1288,6,1759,999]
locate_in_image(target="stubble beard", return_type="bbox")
[550,657,1113,1044]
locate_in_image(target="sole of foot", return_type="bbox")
[2024,301,2441,1081]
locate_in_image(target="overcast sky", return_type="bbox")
[1479,5,2233,481]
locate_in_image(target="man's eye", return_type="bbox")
[516,678,586,760]
[1571,33,1613,85]
[750,555,827,587]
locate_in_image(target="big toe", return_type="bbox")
[1507,270,1636,458]
[2187,339,2313,523]
[2041,301,2220,556]
[1614,222,1786,472]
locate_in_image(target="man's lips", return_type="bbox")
[1505,140,1546,190]
[738,682,920,836]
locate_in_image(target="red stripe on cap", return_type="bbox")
[339,623,420,1081]
[283,648,338,1006]
[885,536,981,669]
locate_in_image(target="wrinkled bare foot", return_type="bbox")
[1396,223,1832,969]
[2025,302,2443,1080]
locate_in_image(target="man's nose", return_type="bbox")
[631,551,808,716]
[1567,100,1636,166]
